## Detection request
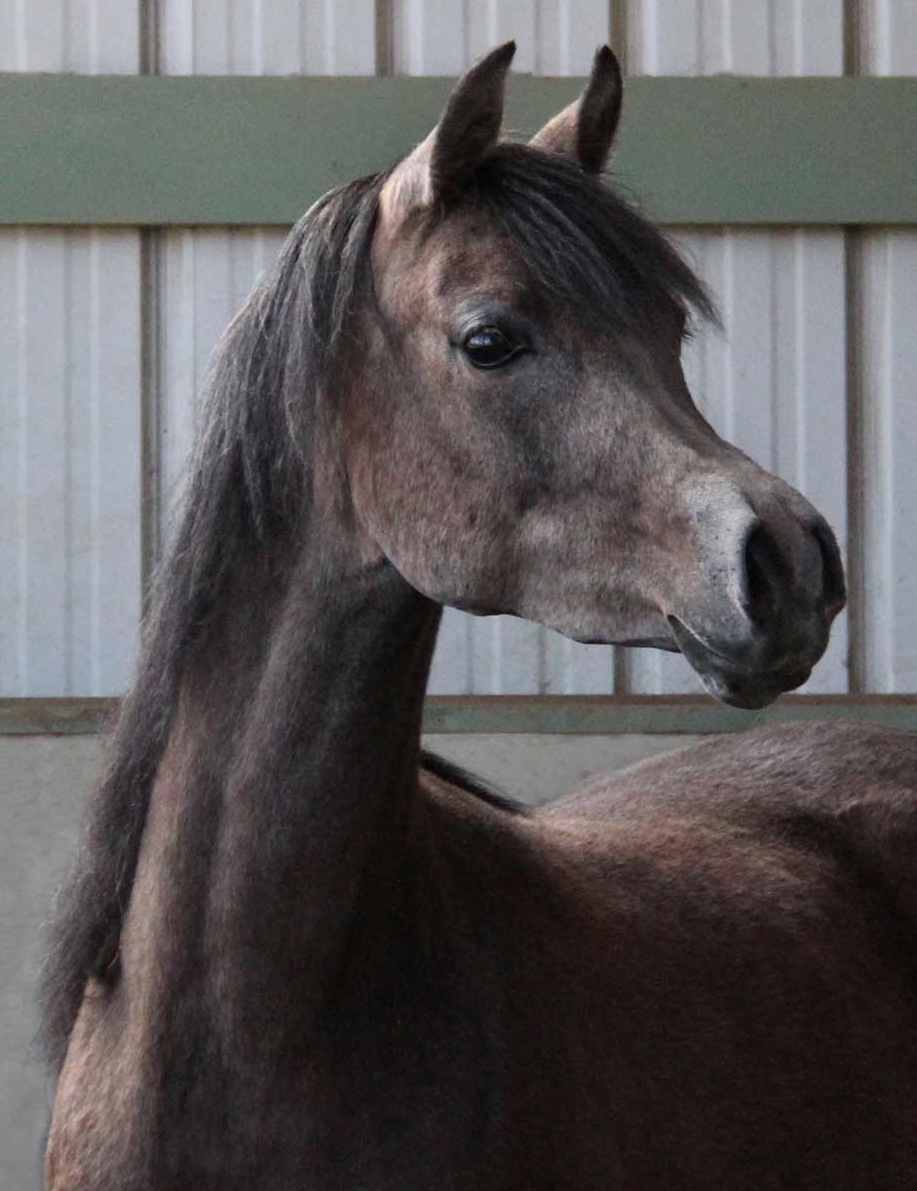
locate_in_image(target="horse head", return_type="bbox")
[342,44,846,708]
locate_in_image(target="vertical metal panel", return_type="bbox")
[393,0,468,74]
[0,6,141,696]
[0,0,139,71]
[465,1,537,69]
[629,0,843,74]
[159,0,376,74]
[0,231,141,696]
[863,0,917,73]
[859,1,917,690]
[158,228,288,518]
[157,1,376,535]
[394,0,618,694]
[533,0,616,74]
[626,0,848,695]
[393,1,616,82]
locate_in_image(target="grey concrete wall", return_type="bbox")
[1,732,698,1187]
[425,733,699,806]
[1,738,102,1191]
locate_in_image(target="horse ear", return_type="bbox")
[380,41,515,223]
[530,45,622,174]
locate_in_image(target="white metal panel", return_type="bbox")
[0,5,141,696]
[860,231,917,691]
[159,229,289,517]
[0,231,142,695]
[630,0,843,75]
[626,0,848,695]
[393,0,469,74]
[157,1,375,538]
[863,0,917,73]
[0,0,138,71]
[465,1,537,70]
[859,1,917,691]
[160,0,376,74]
[394,0,617,694]
[393,0,617,77]
[533,0,617,74]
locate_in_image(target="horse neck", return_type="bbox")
[127,507,441,1050]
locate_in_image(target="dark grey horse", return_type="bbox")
[44,45,917,1191]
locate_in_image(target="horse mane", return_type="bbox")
[39,143,708,1069]
[39,171,389,1068]
[420,751,529,816]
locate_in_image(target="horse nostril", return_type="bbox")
[742,523,788,630]
[743,517,846,631]
[812,519,847,617]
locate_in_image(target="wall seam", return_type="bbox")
[844,227,864,694]
[610,0,628,70]
[843,0,863,692]
[139,0,161,610]
[376,0,394,75]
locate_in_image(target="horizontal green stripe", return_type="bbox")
[0,698,119,735]
[2,696,914,737]
[422,696,917,735]
[1,76,915,226]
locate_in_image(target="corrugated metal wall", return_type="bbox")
[1,0,913,699]
[859,1,917,692]
[0,3,142,696]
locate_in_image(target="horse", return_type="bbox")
[42,43,917,1190]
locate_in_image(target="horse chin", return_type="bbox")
[667,616,812,710]
[692,667,810,710]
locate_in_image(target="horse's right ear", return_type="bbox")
[379,42,515,224]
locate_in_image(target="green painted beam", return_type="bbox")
[2,696,915,737]
[0,698,119,735]
[1,75,915,226]
[422,696,917,735]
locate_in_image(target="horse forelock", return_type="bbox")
[467,143,718,339]
[393,142,717,347]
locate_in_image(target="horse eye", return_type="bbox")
[462,326,521,370]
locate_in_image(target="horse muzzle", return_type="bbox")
[667,511,846,709]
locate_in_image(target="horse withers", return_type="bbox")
[43,44,917,1190]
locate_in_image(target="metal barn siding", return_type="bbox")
[1,1,914,702]
[860,0,917,691]
[159,0,376,74]
[625,0,848,696]
[155,0,375,534]
[395,0,621,696]
[157,229,290,530]
[0,4,142,695]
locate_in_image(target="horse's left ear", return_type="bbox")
[380,42,515,225]
[530,45,622,174]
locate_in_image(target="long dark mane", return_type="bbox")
[39,172,388,1067]
[40,145,709,1068]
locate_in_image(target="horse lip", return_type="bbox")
[667,615,810,709]
[667,616,759,677]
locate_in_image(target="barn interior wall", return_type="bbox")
[1,7,915,1182]
[0,0,913,700]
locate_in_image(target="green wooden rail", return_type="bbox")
[1,75,916,226]
[2,697,915,736]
